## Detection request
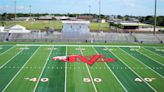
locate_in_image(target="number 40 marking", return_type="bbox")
[135,78,156,83]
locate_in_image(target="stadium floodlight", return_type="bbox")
[154,0,157,35]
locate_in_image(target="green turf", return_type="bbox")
[66,46,96,92]
[95,47,155,92]
[0,44,163,92]
[138,48,164,65]
[0,46,12,54]
[81,47,125,92]
[35,46,65,92]
[4,46,51,92]
[144,47,164,56]
[110,47,164,92]
[121,47,164,77]
[0,46,38,91]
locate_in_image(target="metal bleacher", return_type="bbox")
[132,33,161,43]
[0,32,164,44]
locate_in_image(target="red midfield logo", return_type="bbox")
[52,54,116,65]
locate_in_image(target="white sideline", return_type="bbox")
[2,47,40,92]
[0,49,23,69]
[33,46,53,92]
[64,46,67,92]
[92,47,128,92]
[109,48,157,92]
[0,46,15,56]
[79,46,98,92]
[16,44,141,48]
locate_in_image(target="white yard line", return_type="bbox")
[79,46,98,92]
[0,46,15,56]
[64,46,67,92]
[92,46,128,92]
[123,48,164,78]
[142,47,164,58]
[2,46,40,92]
[109,48,157,92]
[0,49,23,69]
[33,46,53,92]
[137,50,164,66]
[131,53,164,78]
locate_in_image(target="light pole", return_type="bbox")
[29,5,32,19]
[88,5,91,14]
[153,0,157,35]
[14,0,17,21]
[98,0,101,31]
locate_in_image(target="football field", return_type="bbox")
[0,44,163,92]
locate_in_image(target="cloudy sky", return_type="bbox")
[0,0,164,16]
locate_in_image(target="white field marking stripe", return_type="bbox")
[121,47,164,78]
[2,46,40,92]
[79,46,98,92]
[33,46,53,92]
[0,46,15,56]
[137,50,164,66]
[64,46,67,92]
[109,48,157,92]
[142,47,164,59]
[16,44,140,48]
[134,51,164,78]
[92,46,128,92]
[0,49,23,69]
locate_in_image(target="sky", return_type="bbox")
[0,0,164,16]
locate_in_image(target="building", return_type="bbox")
[77,15,93,21]
[0,26,5,32]
[9,25,31,33]
[62,21,90,38]
[38,15,54,20]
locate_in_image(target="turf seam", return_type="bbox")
[2,46,40,92]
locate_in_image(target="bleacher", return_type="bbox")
[132,33,161,43]
[0,32,8,41]
[156,34,164,43]
[0,32,163,44]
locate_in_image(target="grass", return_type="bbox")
[0,44,163,92]
[0,20,110,31]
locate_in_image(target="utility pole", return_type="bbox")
[98,0,101,31]
[29,5,32,19]
[88,5,91,14]
[154,0,157,35]
[14,0,17,21]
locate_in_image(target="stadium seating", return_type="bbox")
[132,33,161,43]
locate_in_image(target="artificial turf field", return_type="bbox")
[0,44,163,92]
